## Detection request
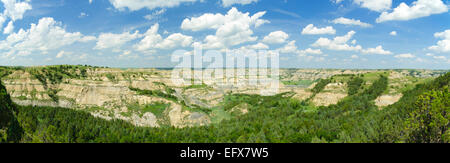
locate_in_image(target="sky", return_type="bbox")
[0,0,449,69]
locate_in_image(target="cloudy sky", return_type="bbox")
[0,0,449,69]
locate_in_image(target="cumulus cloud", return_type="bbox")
[181,7,269,31]
[331,17,372,28]
[376,0,448,23]
[395,53,415,58]
[134,23,193,51]
[0,17,96,56]
[362,45,392,55]
[428,29,450,53]
[276,40,322,57]
[221,0,259,7]
[301,24,336,35]
[262,31,289,44]
[278,40,298,54]
[94,31,142,50]
[109,0,199,11]
[353,0,392,12]
[1,0,32,21]
[156,33,193,49]
[390,31,397,36]
[298,48,323,56]
[311,31,362,51]
[181,7,269,49]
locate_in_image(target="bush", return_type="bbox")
[405,89,449,143]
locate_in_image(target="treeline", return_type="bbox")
[2,73,449,143]
[0,81,23,143]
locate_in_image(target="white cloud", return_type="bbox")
[301,24,336,35]
[276,40,323,57]
[298,48,323,55]
[109,0,199,11]
[94,30,142,50]
[376,0,448,23]
[221,0,259,7]
[182,7,269,49]
[134,24,162,51]
[262,31,289,44]
[181,7,269,31]
[331,17,372,28]
[89,0,93,4]
[144,9,166,20]
[351,55,359,59]
[362,45,392,55]
[134,23,193,51]
[78,53,88,60]
[429,29,450,53]
[247,42,269,49]
[353,0,392,12]
[311,31,362,51]
[79,12,88,18]
[3,21,13,34]
[433,55,447,60]
[395,53,415,58]
[0,17,96,56]
[390,31,397,36]
[156,33,193,49]
[55,50,73,58]
[278,40,298,54]
[1,0,32,21]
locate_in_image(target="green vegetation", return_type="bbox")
[0,81,23,143]
[405,89,449,143]
[27,65,91,87]
[282,80,315,87]
[311,78,331,94]
[127,102,169,118]
[129,87,178,102]
[183,83,211,90]
[347,77,364,96]
[105,73,117,82]
[47,89,59,102]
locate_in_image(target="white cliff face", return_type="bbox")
[2,69,211,128]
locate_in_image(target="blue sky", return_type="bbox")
[0,0,449,69]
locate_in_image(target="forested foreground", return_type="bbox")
[1,73,449,143]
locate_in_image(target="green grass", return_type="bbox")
[361,71,389,82]
[127,102,170,118]
[129,87,178,102]
[282,80,315,87]
[141,102,169,118]
[210,107,232,124]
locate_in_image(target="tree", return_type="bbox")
[405,88,449,143]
